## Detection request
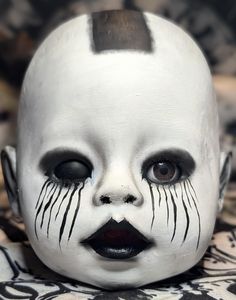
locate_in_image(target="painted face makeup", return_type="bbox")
[1,10,231,290]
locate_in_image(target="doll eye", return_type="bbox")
[53,160,91,182]
[146,161,181,184]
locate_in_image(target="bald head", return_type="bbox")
[3,11,231,290]
[18,11,218,161]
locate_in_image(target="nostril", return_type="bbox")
[124,194,137,203]
[100,195,111,204]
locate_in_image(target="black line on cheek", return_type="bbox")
[68,182,85,241]
[180,182,190,244]
[46,183,63,237]
[40,184,58,229]
[183,180,192,209]
[148,182,155,230]
[59,184,78,245]
[187,179,201,249]
[156,186,161,207]
[162,185,169,225]
[35,179,50,209]
[55,185,71,221]
[187,179,198,202]
[34,183,56,239]
[169,186,177,242]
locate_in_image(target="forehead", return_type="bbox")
[19,12,216,158]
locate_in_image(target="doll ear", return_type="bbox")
[218,151,232,211]
[1,146,20,217]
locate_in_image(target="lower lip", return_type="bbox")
[85,240,150,259]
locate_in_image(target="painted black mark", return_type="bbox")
[92,10,153,53]
[35,179,50,209]
[148,182,155,230]
[55,185,71,221]
[46,183,63,237]
[169,186,177,242]
[34,182,56,238]
[186,179,201,249]
[183,180,192,209]
[40,184,58,229]
[59,184,79,245]
[156,186,161,207]
[68,182,85,241]
[162,185,169,224]
[180,182,190,243]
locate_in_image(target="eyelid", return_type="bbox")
[39,148,93,175]
[142,149,196,179]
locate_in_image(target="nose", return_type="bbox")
[93,164,143,207]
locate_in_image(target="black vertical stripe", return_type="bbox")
[187,179,198,202]
[162,186,169,224]
[156,186,161,207]
[35,179,50,209]
[186,180,201,249]
[40,184,58,228]
[148,182,155,229]
[169,186,177,242]
[55,185,71,221]
[179,183,190,243]
[59,185,78,245]
[183,181,192,209]
[68,182,85,241]
[34,183,56,239]
[46,183,63,237]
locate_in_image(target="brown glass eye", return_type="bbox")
[147,161,180,184]
[54,160,91,182]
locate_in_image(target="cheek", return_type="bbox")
[19,174,90,247]
[140,173,218,254]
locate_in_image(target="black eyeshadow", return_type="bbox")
[142,149,196,179]
[39,148,93,176]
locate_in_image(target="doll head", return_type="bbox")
[1,10,231,289]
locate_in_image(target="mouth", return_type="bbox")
[81,218,153,260]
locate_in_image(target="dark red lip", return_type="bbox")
[81,219,153,259]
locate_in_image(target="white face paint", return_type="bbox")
[1,11,231,289]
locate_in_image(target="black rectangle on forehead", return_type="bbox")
[91,10,153,53]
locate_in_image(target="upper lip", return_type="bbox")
[81,218,153,260]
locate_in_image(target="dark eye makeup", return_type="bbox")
[39,149,93,184]
[39,148,195,186]
[142,149,195,185]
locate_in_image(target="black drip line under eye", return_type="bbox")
[180,182,190,244]
[147,182,155,230]
[168,185,177,242]
[147,179,201,250]
[34,179,85,245]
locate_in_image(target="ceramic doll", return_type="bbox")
[1,10,231,289]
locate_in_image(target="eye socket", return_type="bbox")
[53,160,91,183]
[146,161,181,184]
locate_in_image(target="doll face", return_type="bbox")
[2,11,230,289]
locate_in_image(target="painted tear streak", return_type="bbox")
[34,180,85,245]
[148,179,201,249]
